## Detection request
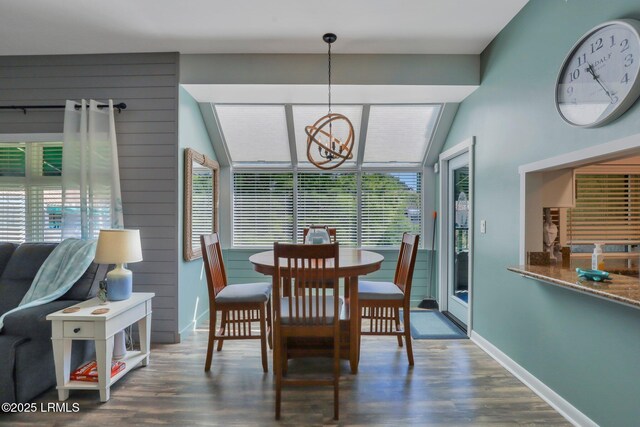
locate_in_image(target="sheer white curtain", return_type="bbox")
[62,99,124,240]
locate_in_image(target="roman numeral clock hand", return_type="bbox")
[585,63,616,103]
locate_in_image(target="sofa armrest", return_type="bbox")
[2,300,80,341]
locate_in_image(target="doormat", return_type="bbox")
[402,310,467,339]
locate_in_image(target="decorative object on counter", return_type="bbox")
[561,247,571,268]
[91,308,110,315]
[542,208,558,261]
[94,229,143,301]
[528,251,551,266]
[576,268,610,282]
[591,243,605,270]
[62,306,81,314]
[98,280,108,304]
[305,33,355,170]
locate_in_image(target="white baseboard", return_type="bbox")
[179,309,210,340]
[470,331,598,427]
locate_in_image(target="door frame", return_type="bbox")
[438,137,474,336]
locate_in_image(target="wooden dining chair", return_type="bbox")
[200,233,272,372]
[302,225,337,243]
[273,242,341,420]
[358,233,419,365]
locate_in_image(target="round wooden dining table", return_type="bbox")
[249,248,384,374]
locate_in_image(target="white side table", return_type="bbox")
[47,292,154,402]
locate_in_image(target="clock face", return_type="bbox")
[556,20,640,127]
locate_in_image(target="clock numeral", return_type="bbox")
[621,73,630,84]
[610,35,616,48]
[566,86,574,95]
[624,53,634,67]
[620,38,630,53]
[569,68,580,82]
[591,37,603,53]
[577,53,587,66]
[610,94,619,105]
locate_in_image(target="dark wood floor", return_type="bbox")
[4,320,568,426]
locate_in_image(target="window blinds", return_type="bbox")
[361,172,422,247]
[0,142,63,243]
[233,172,294,246]
[568,173,640,244]
[296,173,358,246]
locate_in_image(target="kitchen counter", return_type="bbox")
[507,265,640,310]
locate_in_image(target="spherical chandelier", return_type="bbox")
[305,33,355,170]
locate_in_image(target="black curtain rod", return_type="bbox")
[0,102,127,114]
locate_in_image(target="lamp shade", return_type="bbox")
[94,229,143,264]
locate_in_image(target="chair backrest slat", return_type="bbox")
[200,233,228,300]
[393,233,420,300]
[274,242,340,327]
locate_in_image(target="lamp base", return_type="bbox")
[106,264,132,301]
[112,330,127,360]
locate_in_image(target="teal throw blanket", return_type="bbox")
[0,238,97,331]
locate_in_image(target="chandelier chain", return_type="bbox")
[328,41,332,114]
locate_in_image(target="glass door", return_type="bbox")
[447,153,470,326]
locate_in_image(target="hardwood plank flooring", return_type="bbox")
[2,320,568,426]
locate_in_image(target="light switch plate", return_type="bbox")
[480,220,486,234]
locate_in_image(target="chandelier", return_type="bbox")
[305,33,355,170]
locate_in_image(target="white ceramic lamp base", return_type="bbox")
[106,264,133,301]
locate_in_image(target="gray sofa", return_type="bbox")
[0,242,106,403]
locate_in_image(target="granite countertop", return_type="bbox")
[507,265,640,309]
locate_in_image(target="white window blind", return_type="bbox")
[233,172,294,246]
[0,142,63,243]
[361,172,422,247]
[296,173,358,246]
[568,173,640,244]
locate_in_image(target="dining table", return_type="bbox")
[249,248,384,374]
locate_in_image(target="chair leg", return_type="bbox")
[395,307,403,347]
[282,339,288,376]
[266,298,273,350]
[403,307,414,366]
[333,331,340,420]
[205,309,217,372]
[259,305,268,373]
[217,310,227,352]
[274,327,282,420]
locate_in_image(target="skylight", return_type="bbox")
[363,105,441,165]
[292,105,362,165]
[215,105,290,163]
[212,103,443,167]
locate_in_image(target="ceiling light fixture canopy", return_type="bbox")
[305,33,355,170]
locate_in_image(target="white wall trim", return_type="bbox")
[519,131,640,174]
[438,136,475,335]
[471,331,598,427]
[518,132,640,263]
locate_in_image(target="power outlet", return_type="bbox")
[480,220,487,234]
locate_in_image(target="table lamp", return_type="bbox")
[95,229,143,301]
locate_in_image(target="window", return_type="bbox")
[232,170,422,248]
[297,172,357,246]
[233,172,294,246]
[0,141,63,243]
[361,172,422,246]
[568,172,640,245]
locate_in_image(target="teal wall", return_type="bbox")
[178,86,217,338]
[441,1,640,425]
[223,249,433,307]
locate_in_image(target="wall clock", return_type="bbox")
[556,19,640,128]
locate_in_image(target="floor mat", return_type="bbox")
[404,310,467,339]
